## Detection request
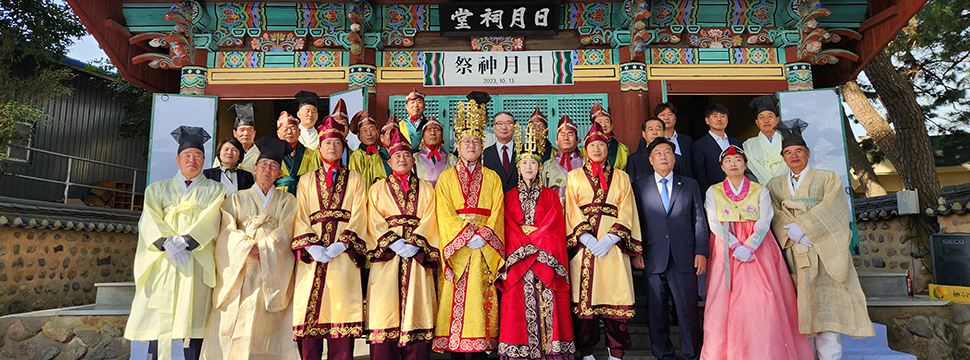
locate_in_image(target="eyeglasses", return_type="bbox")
[461,139,483,146]
[279,126,299,133]
[256,162,281,170]
[494,121,515,127]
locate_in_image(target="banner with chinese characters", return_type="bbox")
[439,2,560,36]
[424,51,573,87]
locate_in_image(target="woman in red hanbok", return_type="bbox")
[700,145,812,360]
[496,114,575,360]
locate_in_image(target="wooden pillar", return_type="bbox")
[785,62,814,91]
[615,62,650,147]
[179,66,207,95]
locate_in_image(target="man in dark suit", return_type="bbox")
[691,103,744,191]
[632,137,708,360]
[637,103,693,166]
[203,137,255,196]
[628,117,693,183]
[482,111,518,193]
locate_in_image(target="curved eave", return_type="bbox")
[66,0,178,93]
[814,0,928,87]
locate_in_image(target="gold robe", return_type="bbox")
[433,165,506,352]
[125,176,225,360]
[201,187,300,360]
[766,168,874,337]
[563,163,642,319]
[365,175,440,345]
[347,147,391,190]
[291,168,368,339]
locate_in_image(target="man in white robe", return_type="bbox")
[743,95,788,183]
[200,137,301,360]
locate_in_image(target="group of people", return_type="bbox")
[124,89,874,360]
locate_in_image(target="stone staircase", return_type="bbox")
[62,273,930,360]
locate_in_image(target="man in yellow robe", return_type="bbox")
[200,137,300,360]
[125,126,225,360]
[564,122,642,360]
[743,95,789,183]
[433,100,505,360]
[291,116,368,360]
[766,135,873,360]
[399,87,429,152]
[365,125,440,360]
[347,110,392,190]
[276,111,321,195]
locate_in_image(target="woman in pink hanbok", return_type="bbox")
[700,145,812,360]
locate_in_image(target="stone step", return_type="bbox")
[94,281,135,306]
[857,271,909,297]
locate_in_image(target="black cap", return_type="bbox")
[466,91,491,105]
[781,135,809,152]
[254,136,293,164]
[171,126,211,155]
[229,103,256,129]
[777,118,809,138]
[748,95,778,116]
[294,90,320,109]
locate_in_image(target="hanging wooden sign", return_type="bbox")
[438,2,561,37]
[423,51,573,87]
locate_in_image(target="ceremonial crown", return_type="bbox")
[515,121,547,163]
[453,100,488,140]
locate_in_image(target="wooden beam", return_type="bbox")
[859,4,899,32]
[104,19,131,38]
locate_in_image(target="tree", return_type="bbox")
[0,0,86,165]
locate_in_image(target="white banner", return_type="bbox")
[423,51,573,87]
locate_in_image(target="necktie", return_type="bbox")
[392,173,410,192]
[660,178,670,214]
[322,159,340,188]
[427,145,441,163]
[559,152,573,172]
[590,160,608,191]
[791,174,800,190]
[502,145,510,174]
[184,179,192,188]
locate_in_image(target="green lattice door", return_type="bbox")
[390,93,608,151]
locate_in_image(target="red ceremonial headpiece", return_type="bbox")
[349,110,375,135]
[557,114,578,135]
[331,98,348,120]
[385,121,412,156]
[276,111,299,129]
[316,113,347,141]
[719,145,748,163]
[528,107,548,127]
[589,103,610,120]
[382,114,399,133]
[584,121,610,146]
[406,87,425,102]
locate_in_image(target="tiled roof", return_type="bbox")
[926,183,970,216]
[0,196,139,233]
[854,194,900,221]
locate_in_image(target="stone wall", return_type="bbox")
[939,213,970,234]
[869,303,970,360]
[0,227,137,316]
[854,217,930,292]
[0,312,129,360]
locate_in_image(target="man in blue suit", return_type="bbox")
[691,104,744,192]
[632,137,708,360]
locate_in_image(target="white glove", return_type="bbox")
[590,234,620,258]
[171,236,188,250]
[579,233,598,248]
[325,242,348,258]
[168,248,191,267]
[307,245,331,263]
[732,246,755,263]
[783,223,813,247]
[467,235,486,249]
[389,239,420,258]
